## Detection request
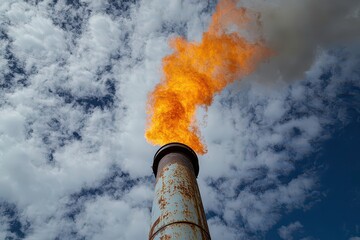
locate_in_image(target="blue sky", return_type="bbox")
[0,0,359,239]
[265,117,360,239]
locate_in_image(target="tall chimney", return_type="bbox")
[149,142,211,240]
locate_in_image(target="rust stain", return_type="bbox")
[182,208,192,219]
[172,164,194,201]
[160,234,171,240]
[158,195,167,210]
[162,211,171,223]
[149,217,161,238]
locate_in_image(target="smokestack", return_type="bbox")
[149,142,211,240]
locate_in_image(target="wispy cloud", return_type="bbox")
[278,221,303,240]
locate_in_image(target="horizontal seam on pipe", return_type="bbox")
[149,220,211,240]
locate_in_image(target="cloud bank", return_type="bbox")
[0,0,359,239]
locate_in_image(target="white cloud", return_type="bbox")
[8,15,68,71]
[208,217,243,240]
[1,1,35,25]
[0,0,359,239]
[75,196,150,240]
[278,221,303,240]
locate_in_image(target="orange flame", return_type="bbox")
[145,0,271,154]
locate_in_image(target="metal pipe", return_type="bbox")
[149,142,211,240]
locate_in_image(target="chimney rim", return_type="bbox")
[152,142,199,178]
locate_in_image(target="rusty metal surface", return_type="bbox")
[149,145,210,240]
[151,223,208,240]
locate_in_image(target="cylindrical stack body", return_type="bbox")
[149,143,211,240]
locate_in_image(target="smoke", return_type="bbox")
[242,0,360,82]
